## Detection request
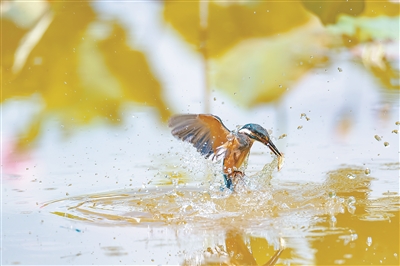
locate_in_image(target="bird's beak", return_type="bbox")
[263,138,282,158]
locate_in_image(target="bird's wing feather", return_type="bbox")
[168,114,231,158]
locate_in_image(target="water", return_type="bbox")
[2,103,398,264]
[37,162,396,265]
[2,67,399,263]
[2,2,399,265]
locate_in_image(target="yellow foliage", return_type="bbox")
[164,1,311,58]
[302,0,365,25]
[362,0,400,17]
[210,18,328,107]
[2,2,170,148]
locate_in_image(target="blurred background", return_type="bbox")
[1,0,399,265]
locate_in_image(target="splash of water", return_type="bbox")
[43,161,399,240]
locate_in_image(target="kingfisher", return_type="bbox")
[168,114,284,189]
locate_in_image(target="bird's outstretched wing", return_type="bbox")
[168,114,231,159]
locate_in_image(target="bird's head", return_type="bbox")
[238,124,282,158]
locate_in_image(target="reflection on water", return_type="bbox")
[2,1,399,265]
[43,164,399,265]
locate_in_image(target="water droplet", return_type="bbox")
[364,168,371,175]
[213,97,216,101]
[347,174,356,180]
[279,84,282,88]
[347,196,356,205]
[278,134,287,140]
[347,196,356,214]
[334,259,345,264]
[227,133,234,141]
[33,57,42,65]
[347,204,356,214]
[328,191,336,198]
[253,11,256,14]
[64,81,67,84]
[61,125,64,128]
[338,67,343,72]
[366,236,372,246]
[395,121,400,125]
[330,215,337,227]
[310,55,314,58]
[350,233,358,241]
[384,142,389,147]
[297,125,303,130]
[392,129,398,134]
[343,254,352,259]
[374,135,381,141]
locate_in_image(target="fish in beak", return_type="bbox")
[262,137,284,171]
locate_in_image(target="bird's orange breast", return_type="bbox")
[222,136,253,174]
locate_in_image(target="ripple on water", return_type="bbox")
[43,164,399,230]
[44,172,350,230]
[42,163,400,265]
